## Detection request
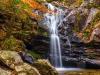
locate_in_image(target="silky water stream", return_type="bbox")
[43,3,82,75]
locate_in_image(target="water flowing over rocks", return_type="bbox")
[49,0,100,68]
[0,0,100,74]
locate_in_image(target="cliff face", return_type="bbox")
[0,0,100,71]
[55,0,100,68]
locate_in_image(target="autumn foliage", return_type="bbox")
[21,0,49,13]
[21,0,50,20]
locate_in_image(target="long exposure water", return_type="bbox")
[38,2,100,75]
[44,3,64,67]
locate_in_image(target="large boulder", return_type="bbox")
[0,68,13,75]
[33,59,58,75]
[0,50,23,69]
[0,50,41,75]
[15,63,40,75]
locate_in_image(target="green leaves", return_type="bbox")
[14,0,21,4]
[21,3,29,9]
[83,31,89,37]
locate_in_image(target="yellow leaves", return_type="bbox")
[21,0,49,13]
[23,9,42,20]
[21,0,50,20]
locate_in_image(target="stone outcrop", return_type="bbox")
[0,51,58,75]
[33,59,58,75]
[0,50,41,75]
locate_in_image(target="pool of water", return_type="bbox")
[56,68,82,75]
[56,68,100,75]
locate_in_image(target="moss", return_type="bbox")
[33,59,58,75]
[1,36,25,51]
[75,13,81,32]
[15,31,32,36]
[83,31,89,37]
[28,51,42,59]
[0,0,31,21]
[38,28,48,36]
[87,3,100,9]
[81,11,100,41]
[75,0,83,7]
[91,11,100,27]
[69,0,84,8]
[73,12,85,32]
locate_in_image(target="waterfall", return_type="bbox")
[44,3,65,67]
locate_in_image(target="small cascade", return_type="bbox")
[44,3,65,67]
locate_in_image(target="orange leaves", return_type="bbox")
[21,0,51,20]
[23,9,42,20]
[21,0,49,13]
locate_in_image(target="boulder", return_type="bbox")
[33,59,58,75]
[0,50,23,69]
[0,50,41,75]
[15,63,40,75]
[0,68,13,75]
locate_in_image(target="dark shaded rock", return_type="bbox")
[85,60,100,69]
[19,52,35,64]
[29,35,50,54]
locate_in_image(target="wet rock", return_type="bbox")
[33,59,58,75]
[85,59,100,69]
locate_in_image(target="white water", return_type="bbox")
[44,3,65,67]
[56,68,82,75]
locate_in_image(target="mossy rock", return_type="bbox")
[1,36,26,52]
[33,59,58,75]
[28,51,43,59]
[0,50,41,75]
[0,50,23,69]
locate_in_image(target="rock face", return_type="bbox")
[56,0,100,68]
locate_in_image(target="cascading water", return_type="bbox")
[44,3,65,67]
